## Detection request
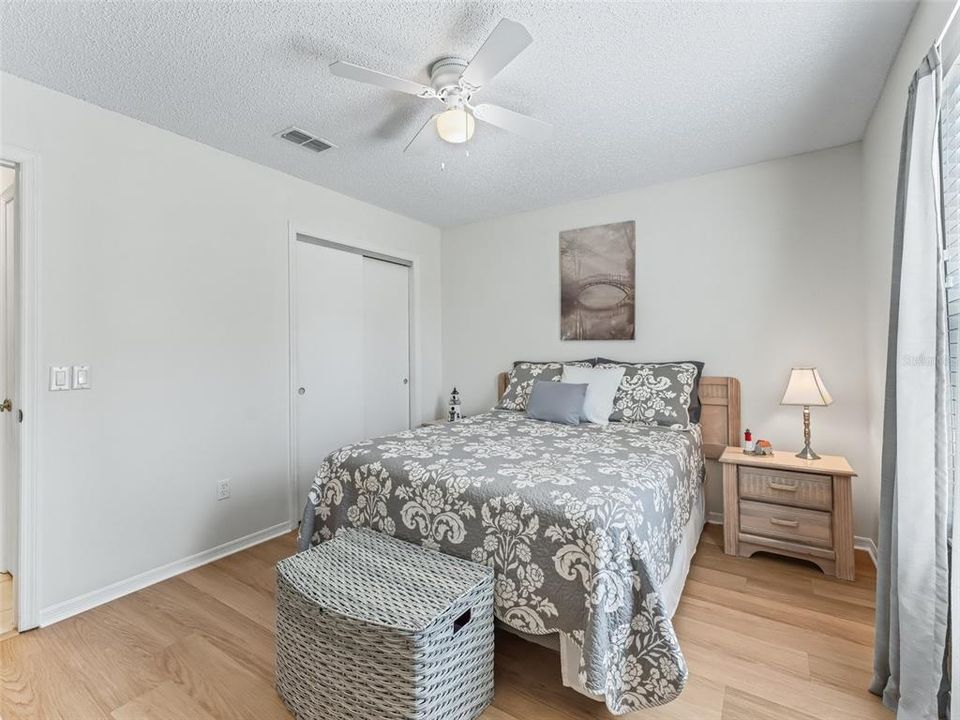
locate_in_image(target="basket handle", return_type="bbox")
[453,609,472,634]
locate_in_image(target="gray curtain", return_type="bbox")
[871,46,951,719]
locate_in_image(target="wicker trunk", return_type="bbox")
[276,529,495,720]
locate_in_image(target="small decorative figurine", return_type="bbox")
[743,428,755,453]
[448,387,462,422]
[744,438,774,456]
[754,439,774,455]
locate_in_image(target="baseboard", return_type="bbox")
[854,536,879,567]
[705,511,878,568]
[39,521,293,627]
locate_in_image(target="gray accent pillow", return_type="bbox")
[597,359,705,423]
[526,381,588,425]
[497,360,593,411]
[595,361,702,428]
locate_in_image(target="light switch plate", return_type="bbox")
[72,365,91,390]
[49,366,70,391]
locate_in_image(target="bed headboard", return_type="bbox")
[496,372,740,461]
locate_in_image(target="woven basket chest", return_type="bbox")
[276,529,495,720]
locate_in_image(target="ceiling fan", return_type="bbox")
[330,19,552,153]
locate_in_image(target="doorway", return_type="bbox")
[0,162,18,638]
[0,147,38,632]
[290,233,413,508]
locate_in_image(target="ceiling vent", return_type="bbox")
[277,127,337,153]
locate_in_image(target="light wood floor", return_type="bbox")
[0,525,884,719]
[0,573,14,641]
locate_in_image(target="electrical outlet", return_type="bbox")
[217,478,231,501]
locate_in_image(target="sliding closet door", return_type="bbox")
[362,257,411,438]
[294,241,364,502]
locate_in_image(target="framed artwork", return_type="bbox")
[559,220,636,340]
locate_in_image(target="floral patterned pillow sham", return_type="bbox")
[496,360,593,411]
[595,360,704,428]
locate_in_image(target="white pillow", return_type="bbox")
[561,364,625,425]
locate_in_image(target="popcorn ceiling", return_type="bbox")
[0,0,916,226]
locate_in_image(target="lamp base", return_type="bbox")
[795,405,820,460]
[795,445,821,461]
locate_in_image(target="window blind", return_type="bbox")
[945,56,960,484]
[942,20,960,716]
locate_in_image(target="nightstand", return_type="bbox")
[420,418,466,427]
[719,447,857,580]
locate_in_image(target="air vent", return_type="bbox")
[277,127,337,154]
[303,138,332,153]
[281,128,312,144]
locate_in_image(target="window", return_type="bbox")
[945,49,960,483]
[946,33,960,718]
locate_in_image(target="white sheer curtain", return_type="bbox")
[871,44,951,719]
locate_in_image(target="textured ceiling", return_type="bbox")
[1,1,916,227]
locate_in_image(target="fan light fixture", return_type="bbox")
[435,108,475,144]
[329,19,552,153]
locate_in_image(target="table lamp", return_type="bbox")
[780,367,833,460]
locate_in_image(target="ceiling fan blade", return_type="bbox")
[472,103,552,141]
[404,114,442,154]
[330,61,436,98]
[459,19,533,90]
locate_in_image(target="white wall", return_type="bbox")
[0,72,443,615]
[860,0,956,541]
[441,145,874,536]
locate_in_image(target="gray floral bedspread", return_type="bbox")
[298,411,704,714]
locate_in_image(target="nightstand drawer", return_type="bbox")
[739,467,832,511]
[739,500,832,547]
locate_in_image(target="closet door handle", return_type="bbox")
[402,378,408,385]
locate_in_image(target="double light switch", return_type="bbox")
[49,365,91,391]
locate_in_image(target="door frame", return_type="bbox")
[286,222,421,528]
[1,146,40,630]
[0,180,13,577]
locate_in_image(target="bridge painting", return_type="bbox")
[560,221,636,340]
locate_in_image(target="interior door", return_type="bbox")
[362,257,411,438]
[0,173,16,576]
[294,241,364,503]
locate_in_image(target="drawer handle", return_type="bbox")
[769,517,800,528]
[768,481,799,492]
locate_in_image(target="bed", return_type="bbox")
[298,371,740,714]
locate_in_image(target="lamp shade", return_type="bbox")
[780,367,833,406]
[436,109,475,144]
